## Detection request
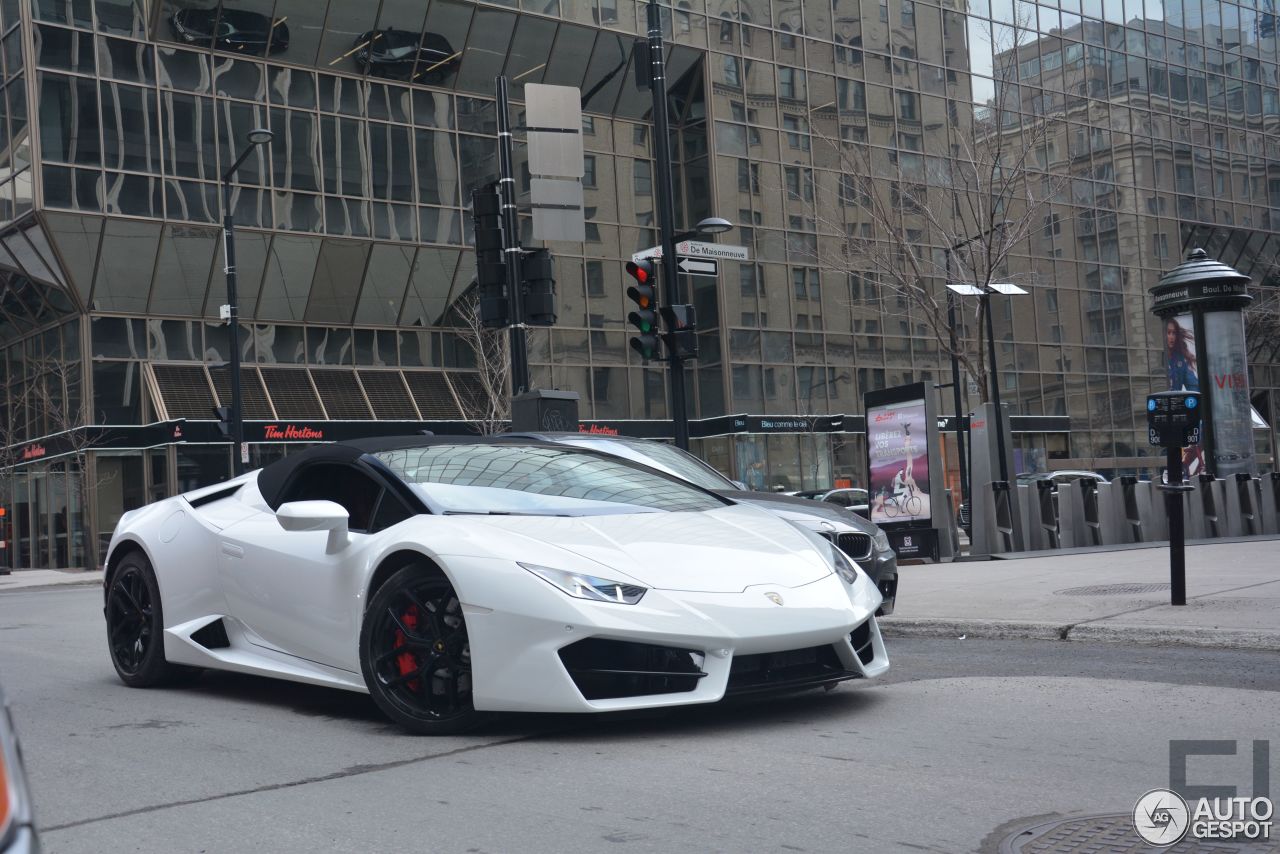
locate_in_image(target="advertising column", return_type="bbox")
[1149,249,1255,479]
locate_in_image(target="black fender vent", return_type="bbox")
[559,638,705,700]
[191,619,231,649]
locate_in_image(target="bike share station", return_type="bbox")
[966,249,1280,558]
[864,382,957,562]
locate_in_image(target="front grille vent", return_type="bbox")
[850,621,875,665]
[835,532,873,560]
[726,644,854,696]
[559,638,705,700]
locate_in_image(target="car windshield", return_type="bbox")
[375,444,726,515]
[567,437,735,490]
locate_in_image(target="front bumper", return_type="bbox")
[449,558,889,714]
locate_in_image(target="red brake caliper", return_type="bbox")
[394,605,421,691]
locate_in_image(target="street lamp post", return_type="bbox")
[221,127,273,476]
[945,222,1015,485]
[943,247,970,506]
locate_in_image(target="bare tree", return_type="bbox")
[802,16,1068,402]
[444,291,513,436]
[1244,284,1280,368]
[26,355,107,571]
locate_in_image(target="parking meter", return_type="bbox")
[1146,391,1202,449]
[1146,390,1201,606]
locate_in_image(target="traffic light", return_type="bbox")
[214,405,232,437]
[626,259,660,361]
[521,249,556,326]
[660,303,698,359]
[470,185,509,328]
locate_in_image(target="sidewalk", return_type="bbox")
[880,538,1280,650]
[0,568,104,592]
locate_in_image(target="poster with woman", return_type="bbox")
[867,399,932,525]
[1164,314,1206,477]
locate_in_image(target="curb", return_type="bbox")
[880,618,1280,651]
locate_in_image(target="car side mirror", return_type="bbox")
[277,500,350,553]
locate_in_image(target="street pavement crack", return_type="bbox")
[39,731,550,834]
[1061,577,1280,637]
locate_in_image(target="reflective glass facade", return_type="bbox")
[0,0,1277,567]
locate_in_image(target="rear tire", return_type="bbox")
[105,551,189,687]
[360,566,483,735]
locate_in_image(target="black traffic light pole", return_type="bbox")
[496,75,531,396]
[643,0,690,450]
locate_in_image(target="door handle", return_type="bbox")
[219,543,245,559]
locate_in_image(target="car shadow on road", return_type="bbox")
[166,670,389,726]
[486,684,888,742]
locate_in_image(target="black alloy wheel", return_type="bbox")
[360,566,482,735]
[105,552,187,687]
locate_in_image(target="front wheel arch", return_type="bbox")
[365,549,451,612]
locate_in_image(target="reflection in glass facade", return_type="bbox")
[0,0,1277,567]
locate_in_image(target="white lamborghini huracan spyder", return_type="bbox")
[103,438,888,733]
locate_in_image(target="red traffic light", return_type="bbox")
[626,259,655,285]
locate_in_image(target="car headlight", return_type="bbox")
[520,563,647,605]
[829,544,860,585]
[873,529,890,553]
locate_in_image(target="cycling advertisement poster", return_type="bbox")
[867,397,932,526]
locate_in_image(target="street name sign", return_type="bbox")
[631,241,750,263]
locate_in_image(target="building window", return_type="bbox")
[782,115,809,150]
[634,161,652,195]
[1152,232,1169,259]
[897,91,918,120]
[586,261,605,296]
[779,67,798,100]
[901,0,915,26]
[583,155,597,188]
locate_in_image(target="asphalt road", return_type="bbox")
[2,586,1277,853]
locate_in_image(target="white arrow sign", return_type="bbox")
[676,257,718,276]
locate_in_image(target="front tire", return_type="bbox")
[360,566,482,735]
[105,551,187,687]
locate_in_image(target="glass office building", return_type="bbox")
[0,0,1276,568]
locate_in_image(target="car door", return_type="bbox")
[216,461,408,672]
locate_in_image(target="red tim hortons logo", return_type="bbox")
[263,424,325,441]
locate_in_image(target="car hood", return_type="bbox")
[447,503,832,593]
[718,490,880,535]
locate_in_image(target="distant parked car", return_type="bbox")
[505,433,898,614]
[352,29,460,80]
[0,681,38,852]
[169,7,289,54]
[816,488,870,517]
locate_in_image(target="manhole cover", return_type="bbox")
[1056,583,1171,596]
[1000,813,1279,853]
